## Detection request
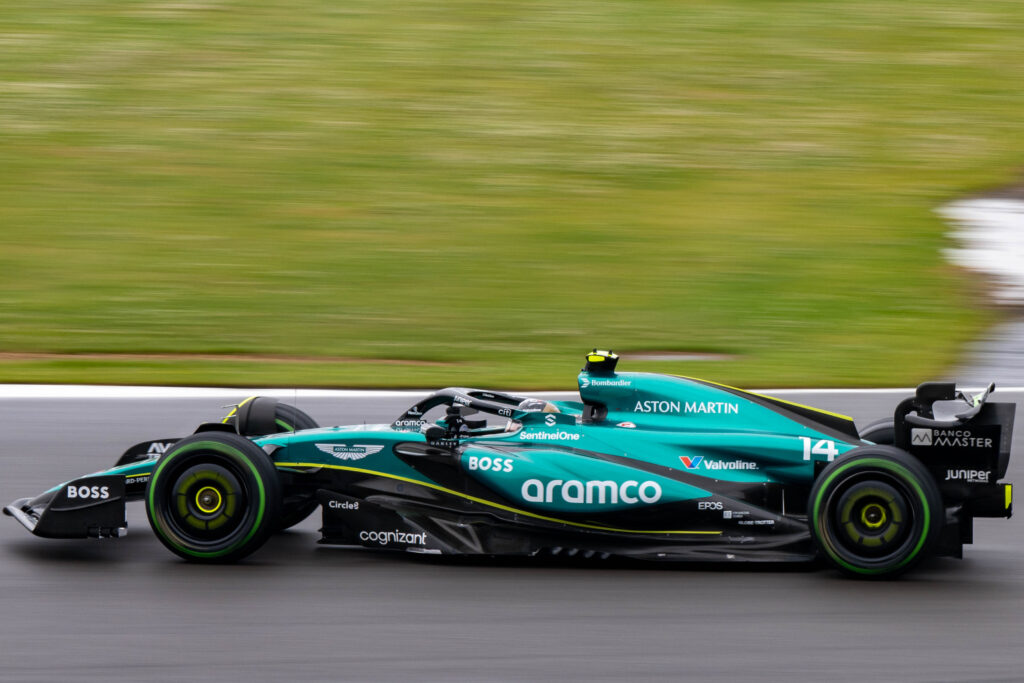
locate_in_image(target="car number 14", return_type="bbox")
[799,437,839,461]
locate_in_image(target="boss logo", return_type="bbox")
[467,455,514,473]
[67,485,110,500]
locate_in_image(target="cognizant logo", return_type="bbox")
[359,529,427,546]
[521,479,662,505]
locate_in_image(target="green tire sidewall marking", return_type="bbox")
[811,457,931,575]
[148,440,267,559]
[275,419,293,432]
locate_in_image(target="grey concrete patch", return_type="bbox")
[951,318,1024,385]
[941,197,1024,383]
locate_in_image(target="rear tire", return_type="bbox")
[267,403,321,530]
[225,397,319,436]
[859,418,895,445]
[146,433,281,563]
[809,446,942,578]
[223,399,321,530]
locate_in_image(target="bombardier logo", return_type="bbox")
[581,376,631,389]
[316,443,385,461]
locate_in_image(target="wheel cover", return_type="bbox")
[815,462,930,573]
[168,464,244,537]
[834,481,909,555]
[149,443,266,557]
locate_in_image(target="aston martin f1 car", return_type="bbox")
[4,351,1015,577]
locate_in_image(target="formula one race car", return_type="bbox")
[4,351,1015,577]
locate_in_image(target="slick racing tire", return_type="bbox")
[809,446,942,578]
[225,397,320,437]
[859,418,895,446]
[265,403,321,531]
[276,499,320,532]
[222,399,321,531]
[146,433,282,563]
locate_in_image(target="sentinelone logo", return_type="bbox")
[911,428,993,449]
[520,430,580,441]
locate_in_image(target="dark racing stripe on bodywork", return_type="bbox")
[681,377,862,442]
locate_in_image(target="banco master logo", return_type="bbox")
[316,443,385,461]
[911,428,993,449]
[911,428,932,446]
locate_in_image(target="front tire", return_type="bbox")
[223,398,321,530]
[809,446,942,578]
[146,433,281,563]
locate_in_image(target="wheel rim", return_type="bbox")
[833,480,909,556]
[159,457,253,547]
[819,469,925,569]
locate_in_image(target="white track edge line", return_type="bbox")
[0,385,1020,400]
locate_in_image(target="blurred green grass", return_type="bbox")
[1,0,1022,387]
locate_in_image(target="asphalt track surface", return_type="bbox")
[1,389,1022,683]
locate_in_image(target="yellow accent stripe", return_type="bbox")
[222,396,256,424]
[274,461,721,536]
[746,392,854,422]
[125,471,151,478]
[1007,484,1013,510]
[675,375,854,422]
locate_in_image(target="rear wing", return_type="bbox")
[893,382,1014,520]
[894,382,1015,480]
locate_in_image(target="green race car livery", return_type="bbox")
[4,351,1014,577]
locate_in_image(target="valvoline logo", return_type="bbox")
[680,456,703,470]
